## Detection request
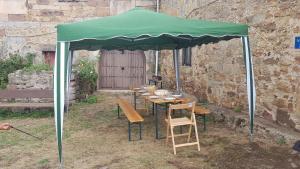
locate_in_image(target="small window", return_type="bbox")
[182,47,192,66]
[43,51,55,67]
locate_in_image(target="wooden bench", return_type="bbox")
[117,98,144,141]
[0,89,53,109]
[193,105,210,131]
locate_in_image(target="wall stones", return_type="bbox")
[159,0,300,131]
[0,0,155,60]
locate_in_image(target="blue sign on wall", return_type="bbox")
[295,36,300,49]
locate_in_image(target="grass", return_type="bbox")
[37,158,50,167]
[276,136,287,145]
[0,109,53,120]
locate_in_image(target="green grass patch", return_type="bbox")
[37,158,50,169]
[276,136,286,145]
[234,105,242,113]
[0,109,53,120]
[22,63,51,72]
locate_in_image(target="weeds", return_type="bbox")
[0,109,53,120]
[276,136,286,145]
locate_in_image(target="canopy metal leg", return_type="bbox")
[241,36,256,141]
[173,49,181,93]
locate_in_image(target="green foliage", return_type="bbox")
[23,64,51,72]
[82,95,97,104]
[38,159,49,166]
[0,109,53,120]
[276,136,286,145]
[75,59,98,99]
[0,53,35,89]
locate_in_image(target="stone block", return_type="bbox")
[0,14,8,21]
[277,108,296,128]
[40,9,64,16]
[8,14,26,21]
[0,29,5,37]
[96,7,110,17]
[37,0,49,5]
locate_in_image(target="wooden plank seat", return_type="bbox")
[117,98,144,141]
[0,89,53,109]
[193,105,210,131]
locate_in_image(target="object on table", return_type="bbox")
[138,89,147,93]
[164,97,176,100]
[149,95,159,99]
[154,89,169,96]
[141,93,150,96]
[144,85,156,94]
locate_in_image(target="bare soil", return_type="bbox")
[0,92,299,169]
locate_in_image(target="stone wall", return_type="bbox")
[8,70,53,90]
[7,70,76,102]
[159,0,300,131]
[0,0,156,62]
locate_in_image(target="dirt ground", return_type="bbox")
[0,92,299,169]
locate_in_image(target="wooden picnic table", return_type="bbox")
[131,88,188,139]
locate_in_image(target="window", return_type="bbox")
[43,51,55,67]
[182,47,192,66]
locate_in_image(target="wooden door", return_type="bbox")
[99,50,145,89]
[43,51,55,67]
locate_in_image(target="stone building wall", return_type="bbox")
[159,0,300,131]
[0,0,156,62]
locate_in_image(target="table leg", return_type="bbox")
[155,103,159,139]
[152,102,154,116]
[165,103,168,116]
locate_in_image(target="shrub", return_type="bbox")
[75,59,98,100]
[0,53,34,89]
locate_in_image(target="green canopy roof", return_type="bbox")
[57,8,248,51]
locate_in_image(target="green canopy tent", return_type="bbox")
[55,8,255,166]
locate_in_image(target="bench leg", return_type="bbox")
[203,115,206,131]
[128,121,131,141]
[180,109,183,134]
[139,123,142,140]
[117,104,120,119]
[134,92,137,110]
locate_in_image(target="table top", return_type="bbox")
[131,87,190,104]
[147,97,185,104]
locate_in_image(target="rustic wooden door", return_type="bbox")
[99,50,145,89]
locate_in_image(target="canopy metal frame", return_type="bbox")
[54,8,256,167]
